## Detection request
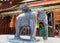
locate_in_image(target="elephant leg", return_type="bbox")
[43,16,48,40]
[14,27,21,39]
[14,19,21,39]
[30,20,36,41]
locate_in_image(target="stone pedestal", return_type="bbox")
[9,39,42,43]
[0,35,44,43]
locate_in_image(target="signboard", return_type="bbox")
[54,10,60,24]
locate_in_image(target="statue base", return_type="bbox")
[0,35,44,43]
[9,38,43,43]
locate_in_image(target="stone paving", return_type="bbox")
[0,35,60,43]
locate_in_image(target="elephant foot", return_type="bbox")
[13,37,21,40]
[30,38,40,42]
[43,36,48,40]
[14,37,31,41]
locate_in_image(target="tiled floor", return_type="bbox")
[0,35,60,43]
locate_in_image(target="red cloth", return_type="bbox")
[10,14,18,27]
